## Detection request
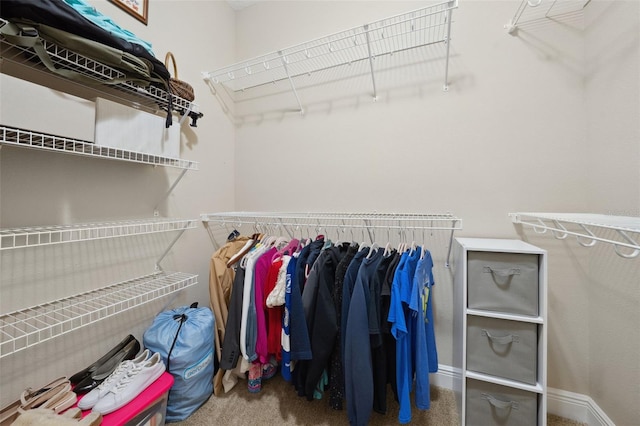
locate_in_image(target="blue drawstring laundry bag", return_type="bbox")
[143,303,215,422]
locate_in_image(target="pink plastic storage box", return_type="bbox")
[77,372,174,426]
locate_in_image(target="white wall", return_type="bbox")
[584,1,640,425]
[231,0,638,424]
[0,0,236,409]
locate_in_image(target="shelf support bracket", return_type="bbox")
[155,220,193,271]
[613,231,640,259]
[445,221,456,268]
[576,224,597,247]
[153,168,188,216]
[280,52,304,114]
[443,4,454,92]
[363,25,378,101]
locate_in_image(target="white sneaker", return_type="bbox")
[91,352,165,415]
[77,349,150,411]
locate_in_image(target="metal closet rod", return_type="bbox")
[201,211,462,267]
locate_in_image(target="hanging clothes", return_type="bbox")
[281,254,298,382]
[219,264,245,371]
[381,250,402,403]
[389,247,422,424]
[265,256,286,360]
[344,264,374,426]
[410,249,438,410]
[208,226,439,425]
[240,244,269,362]
[300,243,349,401]
[340,247,370,366]
[208,236,251,396]
[369,249,398,415]
[344,246,384,425]
[254,246,278,364]
[329,243,359,410]
[219,264,246,392]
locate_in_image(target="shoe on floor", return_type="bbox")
[77,349,150,411]
[248,362,262,393]
[262,363,277,380]
[91,352,165,415]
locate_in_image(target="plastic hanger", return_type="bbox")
[226,235,259,268]
[366,242,380,259]
[383,241,392,256]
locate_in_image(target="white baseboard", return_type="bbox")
[432,363,457,389]
[433,365,614,426]
[547,387,615,426]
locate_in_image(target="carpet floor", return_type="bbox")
[173,374,586,426]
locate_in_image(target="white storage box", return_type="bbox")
[94,98,180,158]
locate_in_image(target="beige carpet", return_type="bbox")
[173,374,586,426]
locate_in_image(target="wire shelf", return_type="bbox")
[0,218,197,250]
[505,0,590,34]
[203,1,457,109]
[0,125,198,170]
[202,211,462,266]
[202,211,462,231]
[0,271,198,358]
[0,18,202,123]
[510,212,640,259]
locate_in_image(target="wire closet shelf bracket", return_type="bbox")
[202,0,458,113]
[510,212,640,259]
[201,211,463,267]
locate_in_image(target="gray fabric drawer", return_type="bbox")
[466,379,538,426]
[467,251,539,316]
[467,316,538,385]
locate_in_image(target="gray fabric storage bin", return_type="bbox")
[466,379,538,426]
[467,316,538,385]
[467,251,539,316]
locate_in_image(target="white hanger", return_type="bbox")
[366,242,380,259]
[383,241,392,256]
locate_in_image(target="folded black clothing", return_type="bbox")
[0,0,170,82]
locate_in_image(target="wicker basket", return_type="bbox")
[164,52,195,101]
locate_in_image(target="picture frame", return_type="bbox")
[109,0,148,25]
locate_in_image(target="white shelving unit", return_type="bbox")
[510,212,640,259]
[1,21,201,360]
[0,271,197,358]
[0,18,203,126]
[203,0,458,112]
[0,126,199,170]
[453,238,548,426]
